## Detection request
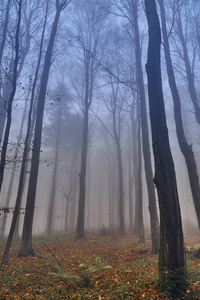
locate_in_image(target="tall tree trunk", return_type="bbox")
[76,107,89,238]
[76,45,95,238]
[115,137,125,234]
[145,0,187,295]
[0,0,22,194]
[46,102,61,235]
[158,0,200,229]
[2,0,50,265]
[86,158,91,230]
[132,0,159,253]
[18,0,70,257]
[137,111,145,243]
[128,128,134,231]
[68,151,79,232]
[131,102,139,234]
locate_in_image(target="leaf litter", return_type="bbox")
[0,234,200,299]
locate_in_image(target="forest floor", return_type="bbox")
[0,232,200,299]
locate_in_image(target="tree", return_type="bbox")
[131,0,158,252]
[74,0,110,238]
[158,0,200,230]
[18,0,71,257]
[175,0,200,124]
[136,99,144,243]
[0,0,12,142]
[0,0,22,194]
[145,0,187,296]
[46,100,62,235]
[0,0,41,142]
[44,83,81,234]
[0,96,28,238]
[2,0,50,265]
[106,78,125,234]
[112,0,159,253]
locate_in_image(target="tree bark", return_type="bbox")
[145,0,186,294]
[137,108,145,243]
[76,106,89,238]
[132,0,159,253]
[131,102,139,235]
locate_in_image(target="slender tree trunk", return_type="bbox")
[145,0,186,295]
[97,166,102,229]
[115,137,125,234]
[68,194,76,232]
[0,0,22,194]
[158,0,200,229]
[0,98,28,238]
[76,107,89,238]
[137,111,145,243]
[46,102,61,235]
[131,102,139,234]
[68,150,79,232]
[64,199,70,231]
[128,134,134,231]
[64,148,79,232]
[86,158,91,230]
[18,1,68,257]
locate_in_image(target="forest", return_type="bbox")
[1,0,200,298]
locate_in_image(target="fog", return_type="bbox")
[0,0,200,252]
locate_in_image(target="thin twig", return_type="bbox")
[42,242,63,270]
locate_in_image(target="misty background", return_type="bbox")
[0,0,199,240]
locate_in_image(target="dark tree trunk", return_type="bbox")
[76,41,95,238]
[76,107,89,238]
[158,0,200,229]
[1,0,23,265]
[145,0,187,295]
[68,150,79,232]
[18,1,69,257]
[2,0,50,264]
[137,111,145,243]
[132,0,159,253]
[0,0,22,194]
